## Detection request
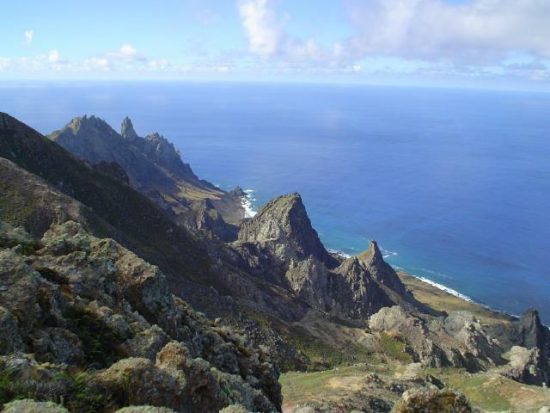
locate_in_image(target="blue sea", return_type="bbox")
[2,81,550,322]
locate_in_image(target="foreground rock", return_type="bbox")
[391,388,476,413]
[0,220,281,412]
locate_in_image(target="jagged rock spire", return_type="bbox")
[121,116,138,141]
[358,240,384,267]
[237,193,336,266]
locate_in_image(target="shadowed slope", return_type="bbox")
[0,112,210,282]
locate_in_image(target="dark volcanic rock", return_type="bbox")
[121,116,138,141]
[489,309,550,385]
[237,193,337,267]
[93,161,130,185]
[358,241,409,296]
[233,193,424,320]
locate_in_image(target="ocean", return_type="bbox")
[2,81,550,322]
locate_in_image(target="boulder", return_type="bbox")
[392,388,476,413]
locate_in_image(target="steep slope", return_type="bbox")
[48,115,243,237]
[0,219,281,412]
[0,112,210,282]
[0,113,313,370]
[237,193,337,267]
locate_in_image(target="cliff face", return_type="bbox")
[237,193,337,267]
[233,193,421,319]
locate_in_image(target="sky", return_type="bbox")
[2,0,550,89]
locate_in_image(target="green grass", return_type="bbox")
[379,332,412,363]
[445,374,512,411]
[280,364,369,403]
[284,329,374,371]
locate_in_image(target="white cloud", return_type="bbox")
[119,44,137,57]
[237,0,332,63]
[0,58,11,70]
[48,50,60,63]
[23,30,33,45]
[342,0,550,62]
[238,0,282,56]
[83,57,110,72]
[233,0,550,83]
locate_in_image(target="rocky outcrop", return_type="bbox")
[391,388,476,413]
[488,309,550,385]
[234,194,422,320]
[500,346,547,385]
[369,307,503,371]
[0,220,281,412]
[2,399,70,413]
[358,241,409,298]
[121,116,138,141]
[237,193,337,267]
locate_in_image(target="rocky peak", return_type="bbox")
[121,116,138,141]
[518,309,548,351]
[237,193,335,266]
[145,132,180,158]
[358,240,384,267]
[67,115,115,136]
[357,241,408,294]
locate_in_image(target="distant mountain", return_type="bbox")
[49,115,243,239]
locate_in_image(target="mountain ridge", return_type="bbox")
[49,114,244,238]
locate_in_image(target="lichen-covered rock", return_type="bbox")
[1,399,69,413]
[501,345,547,385]
[31,328,84,364]
[115,407,176,413]
[155,341,190,370]
[121,325,170,360]
[219,405,250,413]
[93,357,187,409]
[392,388,476,413]
[0,221,281,412]
[0,306,25,354]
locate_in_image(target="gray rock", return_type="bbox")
[1,399,69,413]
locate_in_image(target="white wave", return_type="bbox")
[241,189,257,218]
[419,267,452,280]
[413,275,473,302]
[381,248,398,257]
[327,248,351,259]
